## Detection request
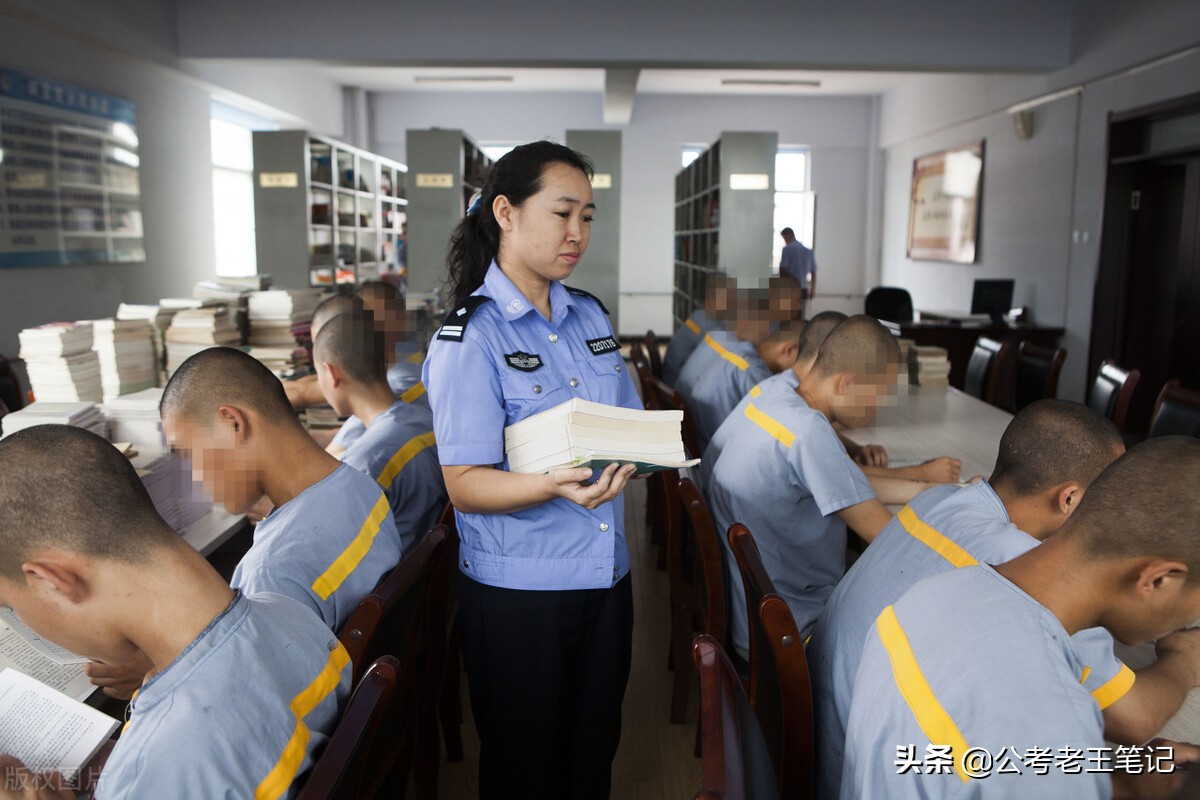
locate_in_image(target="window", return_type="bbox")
[210,102,277,278]
[772,148,816,273]
[481,144,517,162]
[681,146,705,169]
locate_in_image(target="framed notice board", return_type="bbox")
[0,68,145,268]
[907,139,984,264]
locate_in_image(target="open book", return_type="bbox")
[0,610,94,704]
[505,398,700,475]
[0,668,118,782]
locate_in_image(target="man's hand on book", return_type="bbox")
[0,756,75,800]
[548,463,637,510]
[85,650,154,700]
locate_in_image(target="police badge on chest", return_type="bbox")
[504,351,543,372]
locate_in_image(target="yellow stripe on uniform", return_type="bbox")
[377,431,437,489]
[400,381,427,404]
[744,403,796,448]
[685,318,701,335]
[407,350,424,364]
[1089,664,1135,710]
[703,334,749,372]
[255,643,351,800]
[897,505,978,569]
[749,385,763,398]
[310,493,392,601]
[876,605,972,783]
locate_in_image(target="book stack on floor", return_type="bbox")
[17,323,103,402]
[909,345,951,388]
[103,387,166,455]
[132,452,211,532]
[0,401,108,439]
[164,305,241,374]
[117,303,178,385]
[504,398,700,475]
[90,318,157,400]
[246,289,324,377]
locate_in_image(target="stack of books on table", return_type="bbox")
[103,387,165,455]
[246,345,306,378]
[300,405,344,432]
[89,318,157,400]
[17,323,103,402]
[132,452,211,532]
[194,277,271,341]
[117,303,178,385]
[504,398,700,475]
[164,306,241,374]
[909,345,951,388]
[0,401,108,439]
[247,289,324,346]
[896,337,915,385]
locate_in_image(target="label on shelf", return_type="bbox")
[729,173,770,191]
[591,173,613,189]
[259,172,299,188]
[416,173,454,188]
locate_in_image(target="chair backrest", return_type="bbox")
[692,635,781,800]
[628,341,659,410]
[1087,360,1141,433]
[0,355,24,413]
[727,524,814,800]
[863,287,913,323]
[296,655,402,800]
[963,337,1011,406]
[1012,341,1067,412]
[1150,380,1200,439]
[648,374,701,458]
[676,477,727,646]
[645,330,663,378]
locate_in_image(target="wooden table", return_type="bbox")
[888,320,1065,392]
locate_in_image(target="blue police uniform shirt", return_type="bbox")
[698,369,799,490]
[687,337,771,454]
[340,398,446,555]
[779,240,817,288]
[675,328,743,404]
[423,261,642,591]
[842,564,1109,800]
[662,308,723,387]
[706,384,875,651]
[331,379,431,450]
[95,591,351,800]
[231,463,402,632]
[812,481,1134,800]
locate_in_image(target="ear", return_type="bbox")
[834,371,856,396]
[493,194,515,232]
[1055,483,1084,517]
[215,404,252,445]
[318,360,344,389]
[1134,559,1190,597]
[22,558,87,605]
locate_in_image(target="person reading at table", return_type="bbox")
[706,315,938,653]
[0,425,350,800]
[313,308,446,555]
[85,347,402,700]
[674,290,770,403]
[842,435,1200,799]
[811,400,1188,799]
[661,272,736,386]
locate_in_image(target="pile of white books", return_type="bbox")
[103,387,165,454]
[896,337,915,385]
[117,303,178,385]
[247,289,324,347]
[246,345,305,378]
[132,452,210,532]
[504,398,700,475]
[909,345,951,387]
[17,323,103,402]
[89,318,157,400]
[165,306,241,374]
[0,401,108,439]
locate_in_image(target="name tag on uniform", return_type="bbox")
[505,351,543,372]
[586,336,620,355]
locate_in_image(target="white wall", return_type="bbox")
[371,91,879,335]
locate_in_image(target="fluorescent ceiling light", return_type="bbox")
[721,78,822,88]
[413,75,514,84]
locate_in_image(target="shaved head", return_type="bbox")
[313,308,387,387]
[161,347,296,426]
[990,400,1124,497]
[809,314,901,382]
[798,311,848,363]
[311,292,364,339]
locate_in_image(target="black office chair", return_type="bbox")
[1086,360,1141,434]
[1012,342,1067,412]
[863,287,913,323]
[964,337,1011,408]
[1149,380,1200,439]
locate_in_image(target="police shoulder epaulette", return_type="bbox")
[563,285,609,315]
[436,296,493,341]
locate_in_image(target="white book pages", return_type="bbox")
[0,668,117,781]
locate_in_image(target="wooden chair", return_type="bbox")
[337,525,448,798]
[644,329,664,378]
[1150,380,1200,439]
[646,374,702,460]
[670,478,728,725]
[963,336,1011,407]
[629,341,668,566]
[692,635,781,800]
[296,656,402,800]
[434,503,466,766]
[1011,341,1067,412]
[727,524,814,800]
[1087,360,1141,434]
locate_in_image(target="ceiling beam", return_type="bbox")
[604,68,639,126]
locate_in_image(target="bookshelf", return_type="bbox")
[252,130,408,289]
[673,131,777,327]
[404,129,493,297]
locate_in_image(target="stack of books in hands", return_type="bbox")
[0,401,108,439]
[165,305,241,374]
[504,398,700,475]
[103,387,166,455]
[909,345,951,388]
[90,318,157,400]
[18,323,103,402]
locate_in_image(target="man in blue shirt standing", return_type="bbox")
[779,227,816,306]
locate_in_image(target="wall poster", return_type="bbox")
[0,67,144,268]
[907,140,984,264]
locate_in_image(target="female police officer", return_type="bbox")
[422,141,640,799]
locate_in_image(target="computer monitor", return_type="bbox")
[971,279,1015,325]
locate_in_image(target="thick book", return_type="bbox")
[504,398,699,475]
